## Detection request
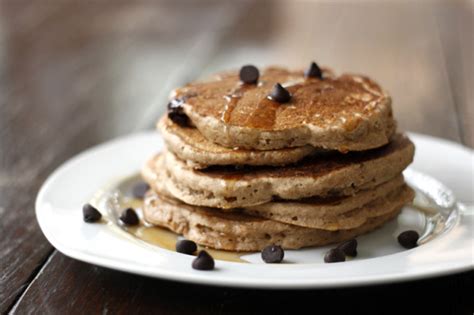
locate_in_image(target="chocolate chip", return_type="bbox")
[168,109,189,127]
[305,61,323,79]
[176,239,197,255]
[268,83,291,103]
[82,204,102,223]
[261,245,284,263]
[132,181,150,199]
[324,248,346,263]
[119,208,139,226]
[337,239,358,257]
[192,250,215,270]
[239,65,259,84]
[167,98,189,127]
[397,230,419,249]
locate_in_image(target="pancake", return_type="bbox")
[142,134,414,208]
[244,179,414,230]
[144,164,412,230]
[159,115,320,168]
[143,190,403,251]
[171,66,395,151]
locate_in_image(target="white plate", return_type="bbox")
[35,132,474,288]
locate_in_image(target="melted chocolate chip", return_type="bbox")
[83,204,102,223]
[192,251,215,270]
[397,230,419,249]
[239,65,259,84]
[176,239,197,255]
[324,248,346,263]
[119,208,139,226]
[305,61,323,79]
[132,181,150,199]
[268,83,291,103]
[261,245,284,263]
[337,239,358,257]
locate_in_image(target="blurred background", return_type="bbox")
[1,0,472,146]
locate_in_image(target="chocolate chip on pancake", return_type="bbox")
[305,61,323,79]
[120,208,139,225]
[192,251,215,270]
[171,67,395,151]
[239,65,259,84]
[268,83,291,103]
[83,204,102,223]
[167,99,189,127]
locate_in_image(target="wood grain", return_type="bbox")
[0,1,248,312]
[0,0,472,314]
[10,252,474,314]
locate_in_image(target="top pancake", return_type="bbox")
[171,66,396,151]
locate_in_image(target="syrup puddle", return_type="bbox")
[90,174,246,263]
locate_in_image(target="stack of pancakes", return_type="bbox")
[142,66,415,251]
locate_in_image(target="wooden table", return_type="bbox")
[1,1,472,314]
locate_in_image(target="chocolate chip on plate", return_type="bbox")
[192,251,215,270]
[268,83,291,103]
[261,245,284,263]
[132,181,150,199]
[305,61,323,79]
[119,208,139,226]
[324,248,346,263]
[397,230,419,249]
[176,239,197,255]
[239,65,259,84]
[82,204,102,223]
[337,239,358,257]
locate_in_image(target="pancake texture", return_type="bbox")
[159,116,320,168]
[143,163,413,230]
[142,134,414,208]
[171,67,396,151]
[244,179,414,230]
[141,64,415,252]
[143,190,403,251]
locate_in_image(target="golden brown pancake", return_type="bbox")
[143,190,404,251]
[244,179,414,230]
[142,134,414,208]
[159,115,320,168]
[171,66,395,151]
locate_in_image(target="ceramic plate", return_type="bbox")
[35,132,473,288]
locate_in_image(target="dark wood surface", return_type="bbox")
[1,1,472,314]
